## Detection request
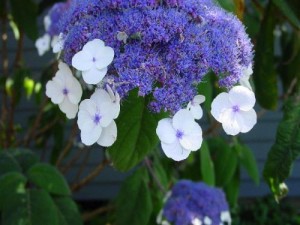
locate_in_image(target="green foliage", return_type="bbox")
[115,168,153,225]
[253,2,278,110]
[9,0,38,40]
[0,149,82,225]
[108,90,167,171]
[200,141,215,186]
[272,0,300,29]
[263,91,300,200]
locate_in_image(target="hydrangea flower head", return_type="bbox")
[156,109,202,161]
[58,0,254,113]
[211,85,257,135]
[160,180,231,225]
[46,62,82,119]
[72,39,115,85]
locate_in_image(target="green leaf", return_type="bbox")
[234,142,259,185]
[263,92,300,199]
[215,0,236,12]
[272,0,300,29]
[27,163,71,196]
[253,3,278,110]
[8,148,39,173]
[0,152,22,177]
[54,196,83,225]
[9,0,38,40]
[200,141,215,186]
[207,138,238,187]
[0,172,27,210]
[116,168,153,225]
[2,189,60,225]
[108,90,166,171]
[197,75,213,112]
[224,169,240,207]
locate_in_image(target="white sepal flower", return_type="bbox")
[187,95,205,119]
[220,211,231,225]
[46,62,82,119]
[77,89,118,147]
[44,15,51,32]
[72,39,114,85]
[211,86,257,136]
[52,33,65,53]
[156,109,203,161]
[192,218,202,225]
[35,34,51,56]
[203,217,212,225]
[106,85,120,119]
[239,64,253,90]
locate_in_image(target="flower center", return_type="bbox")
[62,88,69,96]
[176,130,184,139]
[232,105,240,113]
[93,114,101,125]
[92,57,96,62]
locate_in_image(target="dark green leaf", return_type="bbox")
[197,75,213,112]
[116,168,152,225]
[8,148,39,173]
[108,90,166,171]
[0,172,27,210]
[54,196,83,225]
[2,189,59,225]
[272,0,300,29]
[200,141,215,186]
[9,0,38,40]
[263,92,300,199]
[253,3,278,110]
[0,152,22,177]
[234,142,259,185]
[207,138,238,187]
[27,163,71,196]
[224,169,240,207]
[215,0,236,12]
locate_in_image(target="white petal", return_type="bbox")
[79,99,97,116]
[179,122,202,151]
[111,103,120,119]
[193,95,205,104]
[211,93,231,122]
[239,77,252,90]
[44,15,51,31]
[46,80,64,104]
[72,50,93,71]
[236,109,257,133]
[189,105,203,120]
[82,67,107,85]
[228,86,255,111]
[97,120,117,147]
[66,76,82,104]
[172,109,196,132]
[77,109,93,130]
[80,123,102,146]
[156,118,176,144]
[58,98,78,119]
[35,34,50,56]
[82,39,105,55]
[221,211,231,222]
[204,217,212,225]
[94,46,114,69]
[192,218,202,225]
[220,109,241,135]
[98,102,115,127]
[161,140,191,161]
[91,89,112,107]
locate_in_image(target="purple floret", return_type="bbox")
[57,0,254,113]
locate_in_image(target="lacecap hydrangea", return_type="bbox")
[59,0,253,113]
[158,180,231,225]
[42,0,257,159]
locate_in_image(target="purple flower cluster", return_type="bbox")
[58,0,253,113]
[162,180,230,225]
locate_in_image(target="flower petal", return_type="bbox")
[90,89,112,107]
[94,46,114,69]
[82,67,107,85]
[193,95,205,104]
[98,102,115,127]
[211,92,231,122]
[80,123,102,146]
[97,120,117,147]
[46,80,64,104]
[179,122,202,151]
[189,105,203,120]
[72,50,93,71]
[58,98,78,119]
[156,118,176,144]
[236,109,257,133]
[228,86,255,111]
[161,140,191,161]
[220,109,241,135]
[67,76,82,104]
[172,109,195,132]
[82,39,105,55]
